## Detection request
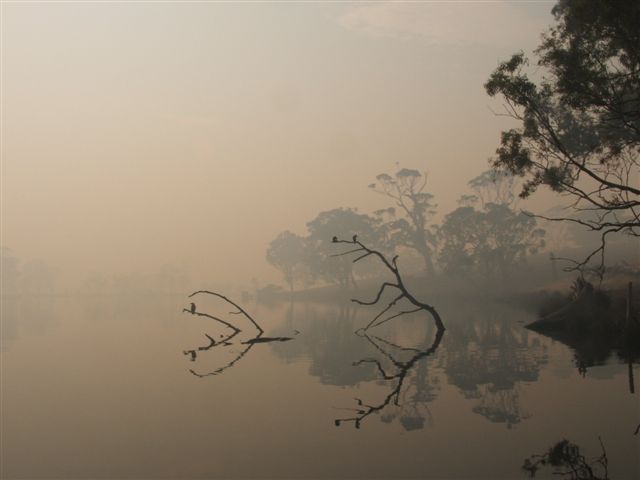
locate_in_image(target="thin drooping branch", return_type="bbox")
[333,237,444,331]
[189,290,264,334]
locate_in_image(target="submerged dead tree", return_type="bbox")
[332,236,445,332]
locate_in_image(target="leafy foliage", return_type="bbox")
[438,203,545,278]
[485,0,639,273]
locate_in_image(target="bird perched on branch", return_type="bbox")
[190,302,196,314]
[352,234,358,242]
[332,236,338,243]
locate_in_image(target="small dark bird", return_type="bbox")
[352,234,357,242]
[332,236,338,243]
[190,302,196,314]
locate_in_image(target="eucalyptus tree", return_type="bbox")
[485,0,640,273]
[369,168,438,275]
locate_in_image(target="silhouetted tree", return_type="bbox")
[369,168,437,275]
[467,169,518,209]
[438,203,545,279]
[305,208,382,288]
[266,230,307,292]
[485,0,640,274]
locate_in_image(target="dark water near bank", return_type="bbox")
[1,295,638,479]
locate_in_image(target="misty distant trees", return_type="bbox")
[265,167,547,291]
[438,171,545,279]
[438,203,545,279]
[306,208,385,288]
[485,0,639,273]
[264,208,387,291]
[0,248,56,296]
[369,169,437,275]
[266,231,307,293]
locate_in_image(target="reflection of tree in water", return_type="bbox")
[270,302,380,386]
[471,385,527,428]
[334,322,443,430]
[522,438,609,479]
[441,310,548,427]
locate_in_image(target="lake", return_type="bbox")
[1,294,638,479]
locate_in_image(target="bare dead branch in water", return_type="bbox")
[181,308,241,334]
[332,237,444,331]
[189,290,264,334]
[182,291,297,377]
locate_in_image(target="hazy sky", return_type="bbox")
[1,1,556,289]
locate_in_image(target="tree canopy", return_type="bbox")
[485,0,639,273]
[265,230,307,292]
[369,168,437,274]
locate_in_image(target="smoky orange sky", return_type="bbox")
[1,1,558,290]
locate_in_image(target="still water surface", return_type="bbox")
[1,295,638,478]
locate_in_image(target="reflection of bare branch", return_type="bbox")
[183,330,239,362]
[333,237,444,331]
[188,333,297,376]
[335,328,444,428]
[190,342,256,378]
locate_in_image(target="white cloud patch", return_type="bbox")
[337,1,552,49]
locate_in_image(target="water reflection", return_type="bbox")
[522,438,609,479]
[268,300,551,429]
[270,303,381,386]
[334,327,444,429]
[526,319,640,392]
[182,291,297,377]
[441,311,548,427]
